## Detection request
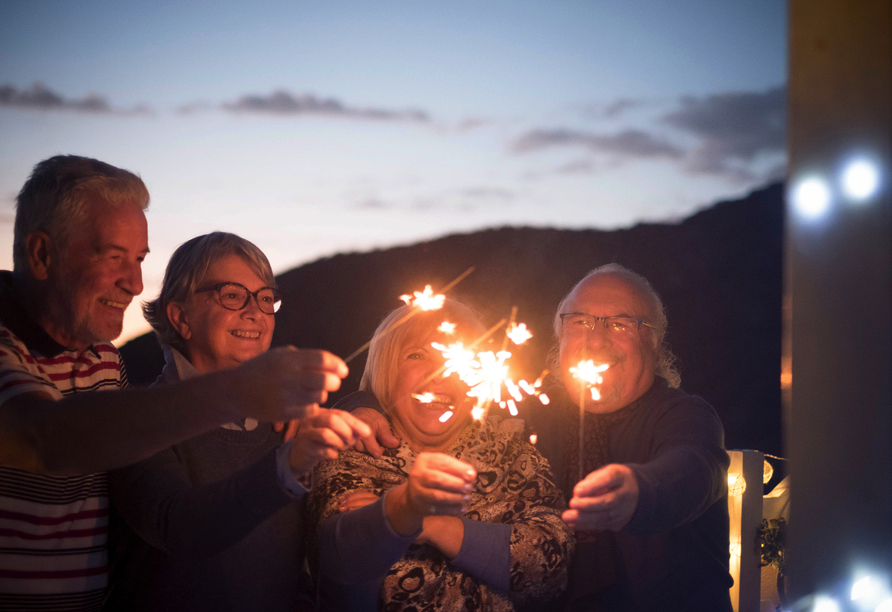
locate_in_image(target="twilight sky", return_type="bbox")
[0,0,786,343]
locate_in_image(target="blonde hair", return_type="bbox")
[360,298,486,408]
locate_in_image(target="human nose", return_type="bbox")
[118,259,143,296]
[584,319,612,349]
[241,292,263,318]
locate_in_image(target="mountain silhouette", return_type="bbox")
[120,182,784,455]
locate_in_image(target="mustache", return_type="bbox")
[566,350,623,365]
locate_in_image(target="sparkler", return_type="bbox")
[570,359,610,483]
[344,266,475,364]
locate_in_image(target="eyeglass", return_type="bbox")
[195,282,283,314]
[559,313,654,335]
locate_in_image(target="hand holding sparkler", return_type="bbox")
[562,463,639,532]
[384,453,476,536]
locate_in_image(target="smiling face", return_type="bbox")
[559,273,658,413]
[170,254,274,374]
[389,334,474,452]
[48,197,149,349]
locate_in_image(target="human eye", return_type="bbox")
[610,317,636,332]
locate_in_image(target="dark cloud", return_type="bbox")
[510,128,684,159]
[662,86,785,180]
[0,82,152,115]
[222,90,430,122]
[177,100,214,115]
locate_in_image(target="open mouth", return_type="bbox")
[230,330,261,339]
[98,298,129,310]
[412,392,455,408]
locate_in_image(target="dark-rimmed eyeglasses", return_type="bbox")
[195,282,283,314]
[559,313,654,335]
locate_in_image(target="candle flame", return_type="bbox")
[506,322,532,345]
[400,285,445,311]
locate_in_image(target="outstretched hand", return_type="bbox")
[351,406,400,457]
[232,347,348,423]
[562,463,639,532]
[288,408,371,477]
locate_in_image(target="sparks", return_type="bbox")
[412,392,436,404]
[506,322,532,345]
[570,360,610,386]
[538,393,550,405]
[529,433,538,445]
[438,321,456,334]
[438,411,454,423]
[400,285,445,311]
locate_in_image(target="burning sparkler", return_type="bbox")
[570,359,610,482]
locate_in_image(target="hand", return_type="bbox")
[289,408,372,476]
[274,419,300,442]
[385,453,476,536]
[231,347,348,422]
[414,515,464,559]
[351,406,400,458]
[562,464,639,532]
[338,490,380,513]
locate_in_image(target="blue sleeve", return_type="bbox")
[452,518,512,591]
[109,445,295,560]
[318,489,420,583]
[624,397,729,534]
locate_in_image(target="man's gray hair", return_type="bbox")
[13,155,150,272]
[143,232,276,355]
[552,263,681,387]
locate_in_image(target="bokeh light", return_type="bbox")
[841,159,881,201]
[793,177,832,219]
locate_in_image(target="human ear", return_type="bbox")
[166,302,192,340]
[24,232,52,280]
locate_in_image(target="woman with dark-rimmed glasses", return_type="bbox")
[105,232,367,612]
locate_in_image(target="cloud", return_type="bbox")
[510,128,684,159]
[460,187,515,201]
[0,82,152,115]
[353,198,391,210]
[221,90,430,122]
[662,86,785,180]
[579,98,647,120]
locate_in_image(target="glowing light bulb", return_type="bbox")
[763,459,774,484]
[875,598,892,612]
[842,159,880,201]
[813,595,841,612]
[728,472,747,497]
[793,177,832,219]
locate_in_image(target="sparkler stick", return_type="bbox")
[570,360,610,484]
[344,266,475,364]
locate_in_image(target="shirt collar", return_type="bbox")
[0,271,72,357]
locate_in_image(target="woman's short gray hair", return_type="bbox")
[551,263,681,388]
[14,155,150,272]
[143,232,276,354]
[359,298,486,409]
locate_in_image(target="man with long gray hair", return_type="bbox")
[0,156,358,611]
[533,263,732,611]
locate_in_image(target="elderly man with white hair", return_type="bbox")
[0,156,359,611]
[349,263,732,611]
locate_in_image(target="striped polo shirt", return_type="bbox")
[0,272,125,612]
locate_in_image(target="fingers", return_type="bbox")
[279,346,349,379]
[351,407,399,458]
[417,453,477,483]
[408,453,476,514]
[308,410,372,446]
[338,491,380,513]
[573,464,625,498]
[283,419,300,442]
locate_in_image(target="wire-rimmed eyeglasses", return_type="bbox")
[559,313,654,335]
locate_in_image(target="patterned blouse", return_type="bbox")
[307,416,575,611]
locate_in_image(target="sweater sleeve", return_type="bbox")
[318,490,419,583]
[451,518,512,591]
[624,395,729,534]
[109,445,296,560]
